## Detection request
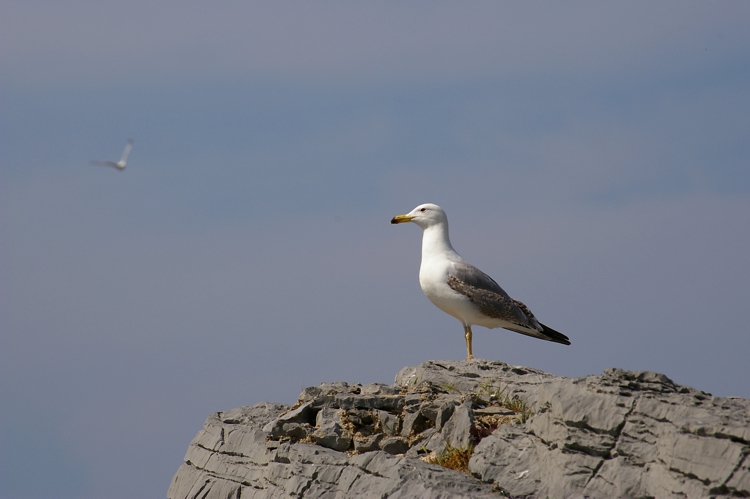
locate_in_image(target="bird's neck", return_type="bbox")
[421,223,458,260]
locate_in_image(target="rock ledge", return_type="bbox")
[168,360,750,498]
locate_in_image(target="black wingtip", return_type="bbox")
[540,323,571,345]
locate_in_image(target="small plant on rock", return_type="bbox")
[424,443,474,474]
[505,396,533,423]
[477,381,534,423]
[441,383,463,394]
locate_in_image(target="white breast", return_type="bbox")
[418,259,479,325]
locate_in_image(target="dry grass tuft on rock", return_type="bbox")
[424,443,474,474]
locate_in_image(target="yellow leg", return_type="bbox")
[464,325,474,360]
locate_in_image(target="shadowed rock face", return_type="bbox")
[168,360,750,499]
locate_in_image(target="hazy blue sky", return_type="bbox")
[2,2,749,498]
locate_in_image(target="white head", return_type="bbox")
[390,203,448,230]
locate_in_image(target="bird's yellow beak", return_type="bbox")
[390,214,414,224]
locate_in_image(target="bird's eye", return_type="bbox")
[420,208,426,212]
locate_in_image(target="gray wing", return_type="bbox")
[448,261,570,344]
[449,261,537,330]
[120,139,133,163]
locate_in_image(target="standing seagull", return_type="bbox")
[91,139,133,171]
[391,203,570,360]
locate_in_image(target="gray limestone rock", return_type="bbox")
[262,401,315,438]
[400,410,431,438]
[421,395,458,431]
[377,409,400,436]
[311,408,351,452]
[441,400,474,448]
[379,436,410,455]
[169,360,750,499]
[281,422,311,441]
[360,382,401,396]
[353,433,383,453]
[466,363,750,499]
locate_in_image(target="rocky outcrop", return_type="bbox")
[167,360,750,498]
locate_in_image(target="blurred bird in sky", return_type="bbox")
[91,139,133,171]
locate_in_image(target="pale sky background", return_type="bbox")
[2,2,749,498]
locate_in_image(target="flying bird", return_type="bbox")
[391,203,570,360]
[91,139,133,170]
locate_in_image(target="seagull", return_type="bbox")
[391,203,570,360]
[91,139,133,170]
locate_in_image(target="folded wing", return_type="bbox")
[448,261,570,345]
